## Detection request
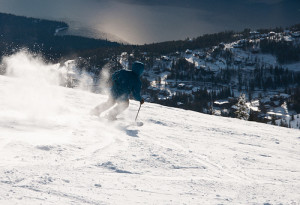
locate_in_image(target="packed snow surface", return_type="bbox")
[0,53,300,204]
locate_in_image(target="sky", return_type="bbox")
[0,0,299,44]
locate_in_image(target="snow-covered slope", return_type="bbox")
[0,54,300,204]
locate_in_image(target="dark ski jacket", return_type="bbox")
[110,61,144,101]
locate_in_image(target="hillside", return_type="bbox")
[0,13,120,60]
[112,28,300,129]
[0,52,299,204]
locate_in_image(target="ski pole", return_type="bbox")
[135,104,142,122]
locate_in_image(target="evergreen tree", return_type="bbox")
[271,115,276,125]
[235,93,249,120]
[281,101,288,115]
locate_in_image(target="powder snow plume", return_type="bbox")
[0,50,123,147]
[0,50,95,123]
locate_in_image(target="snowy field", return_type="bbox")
[0,52,300,204]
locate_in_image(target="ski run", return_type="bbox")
[0,55,299,204]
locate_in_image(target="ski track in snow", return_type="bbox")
[0,75,300,205]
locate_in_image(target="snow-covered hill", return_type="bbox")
[0,53,300,204]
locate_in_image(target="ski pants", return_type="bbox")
[92,96,129,118]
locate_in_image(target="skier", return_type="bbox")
[90,61,145,120]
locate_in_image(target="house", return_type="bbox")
[268,31,276,37]
[249,31,260,39]
[172,51,181,57]
[177,83,185,89]
[233,40,246,48]
[213,100,230,109]
[177,102,184,106]
[233,43,242,48]
[219,43,225,49]
[161,56,171,61]
[284,36,293,42]
[194,52,206,59]
[121,52,128,57]
[250,31,260,35]
[291,32,300,38]
[185,49,193,54]
[198,65,206,70]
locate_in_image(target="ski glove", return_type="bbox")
[140,99,144,105]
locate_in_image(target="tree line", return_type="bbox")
[0,13,119,61]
